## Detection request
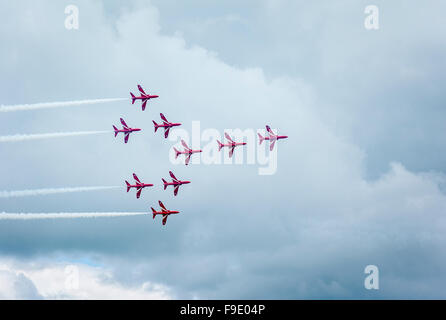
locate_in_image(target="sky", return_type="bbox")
[0,0,445,299]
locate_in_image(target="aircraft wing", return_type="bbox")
[169,171,179,182]
[224,132,234,143]
[164,127,170,138]
[160,113,169,123]
[124,133,130,144]
[185,154,192,165]
[181,139,191,151]
[133,173,142,184]
[162,215,168,225]
[141,100,147,111]
[138,85,146,95]
[266,125,277,138]
[120,118,129,129]
[136,188,142,199]
[270,140,276,151]
[229,146,235,158]
[266,125,273,134]
[159,200,168,212]
[173,185,180,196]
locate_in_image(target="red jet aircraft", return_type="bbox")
[130,85,159,111]
[125,173,154,199]
[162,171,190,196]
[151,200,180,225]
[174,140,202,165]
[265,125,288,151]
[153,113,181,138]
[113,118,141,143]
[217,132,247,158]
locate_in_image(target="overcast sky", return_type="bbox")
[0,0,446,299]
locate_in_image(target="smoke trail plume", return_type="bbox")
[0,212,147,220]
[0,98,127,113]
[0,131,111,142]
[0,186,121,198]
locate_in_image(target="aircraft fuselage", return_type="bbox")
[158,123,181,128]
[163,180,191,186]
[115,128,141,133]
[270,135,288,141]
[135,95,159,100]
[128,183,154,189]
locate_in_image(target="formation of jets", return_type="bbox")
[116,84,288,226]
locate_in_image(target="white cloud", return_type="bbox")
[0,258,171,299]
[0,269,41,299]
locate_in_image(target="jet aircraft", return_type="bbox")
[265,125,288,151]
[125,173,154,199]
[173,140,202,165]
[130,85,159,111]
[217,132,247,158]
[151,200,180,225]
[153,113,181,138]
[113,118,141,143]
[162,171,190,196]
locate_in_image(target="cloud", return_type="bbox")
[0,257,171,299]
[0,269,42,299]
[0,0,445,299]
[151,0,446,178]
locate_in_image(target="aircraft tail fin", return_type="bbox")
[217,140,224,151]
[130,92,136,104]
[174,147,181,159]
[151,207,157,219]
[258,133,265,145]
[113,126,118,137]
[153,120,159,132]
[162,178,168,190]
[125,181,131,192]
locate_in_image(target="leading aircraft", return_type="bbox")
[153,113,181,138]
[217,132,247,158]
[130,85,159,111]
[151,200,180,225]
[113,118,141,143]
[125,173,154,199]
[265,125,288,151]
[162,171,190,196]
[174,140,202,165]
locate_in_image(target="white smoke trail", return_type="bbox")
[0,130,111,142]
[0,98,128,113]
[0,186,121,198]
[0,212,147,220]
